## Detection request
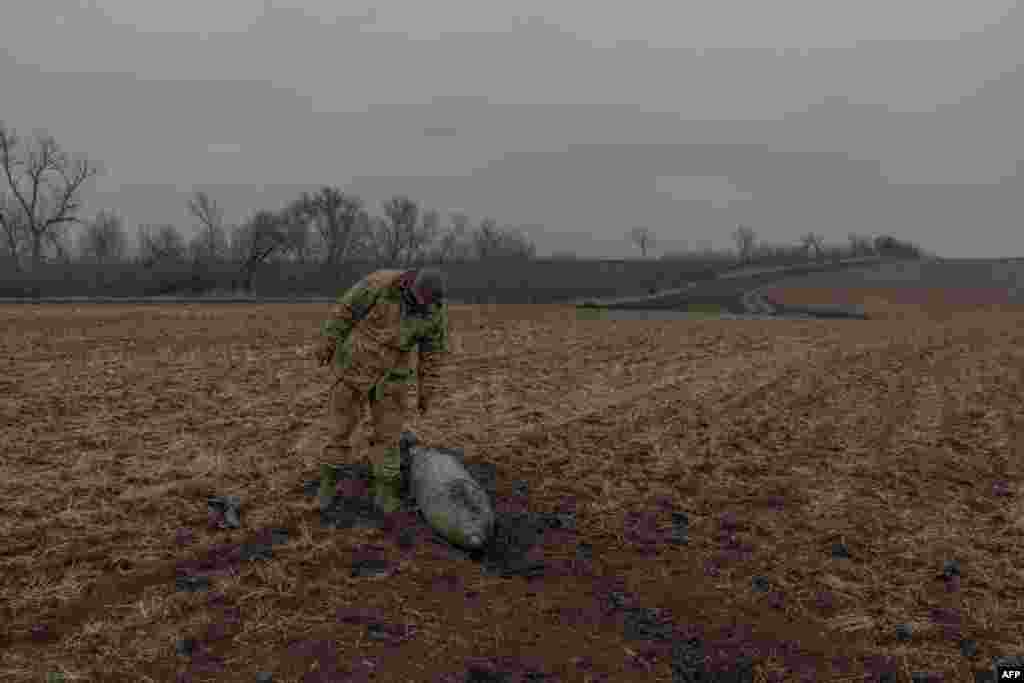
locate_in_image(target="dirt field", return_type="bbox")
[2,295,1023,682]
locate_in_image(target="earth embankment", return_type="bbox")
[763,258,1024,319]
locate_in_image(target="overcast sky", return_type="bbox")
[2,0,1022,258]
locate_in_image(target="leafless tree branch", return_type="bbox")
[186,190,228,264]
[731,224,756,263]
[627,226,656,258]
[0,122,99,270]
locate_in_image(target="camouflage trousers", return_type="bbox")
[319,366,413,482]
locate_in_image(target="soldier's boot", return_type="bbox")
[316,440,354,512]
[372,446,404,514]
[317,463,340,512]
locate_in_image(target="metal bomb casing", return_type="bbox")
[407,443,495,550]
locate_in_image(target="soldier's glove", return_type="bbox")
[315,339,336,367]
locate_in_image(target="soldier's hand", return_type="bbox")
[417,395,430,416]
[314,340,336,367]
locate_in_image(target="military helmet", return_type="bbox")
[413,267,447,305]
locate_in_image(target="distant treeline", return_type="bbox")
[0,121,928,304]
[0,250,914,304]
[0,256,734,303]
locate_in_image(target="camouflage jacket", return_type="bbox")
[321,269,449,403]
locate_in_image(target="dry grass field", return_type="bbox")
[2,289,1023,681]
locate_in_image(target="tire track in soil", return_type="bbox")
[506,341,836,519]
[485,341,820,458]
[697,321,1024,680]
[610,341,909,642]
[874,344,1012,650]
[907,338,1024,655]
[718,336,966,651]
[682,331,988,677]
[602,358,909,679]
[285,320,665,420]
[421,322,798,457]
[785,338,952,508]
[870,331,1024,667]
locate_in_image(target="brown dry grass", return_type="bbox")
[2,296,1023,682]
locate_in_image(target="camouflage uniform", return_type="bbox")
[314,269,449,512]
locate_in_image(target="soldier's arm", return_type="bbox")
[320,277,379,342]
[417,304,450,404]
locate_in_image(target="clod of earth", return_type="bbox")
[174,575,211,592]
[207,495,242,528]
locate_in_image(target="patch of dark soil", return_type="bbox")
[305,438,592,580]
[175,646,227,682]
[174,575,211,592]
[766,299,870,319]
[620,506,691,550]
[433,656,557,682]
[171,592,247,682]
[174,526,291,579]
[207,495,242,528]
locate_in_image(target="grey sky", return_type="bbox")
[2,0,1021,258]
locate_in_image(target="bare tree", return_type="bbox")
[429,210,474,263]
[0,123,100,271]
[292,187,366,266]
[731,224,756,263]
[186,190,228,264]
[229,209,288,293]
[800,232,824,259]
[49,228,74,264]
[78,210,128,264]
[471,217,503,260]
[0,192,29,271]
[847,232,874,257]
[341,212,382,262]
[873,234,921,258]
[137,223,187,267]
[407,206,443,263]
[369,215,399,265]
[470,218,535,260]
[628,226,656,258]
[502,226,536,260]
[375,195,422,265]
[276,200,314,263]
[406,208,442,264]
[515,231,537,259]
[450,212,474,262]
